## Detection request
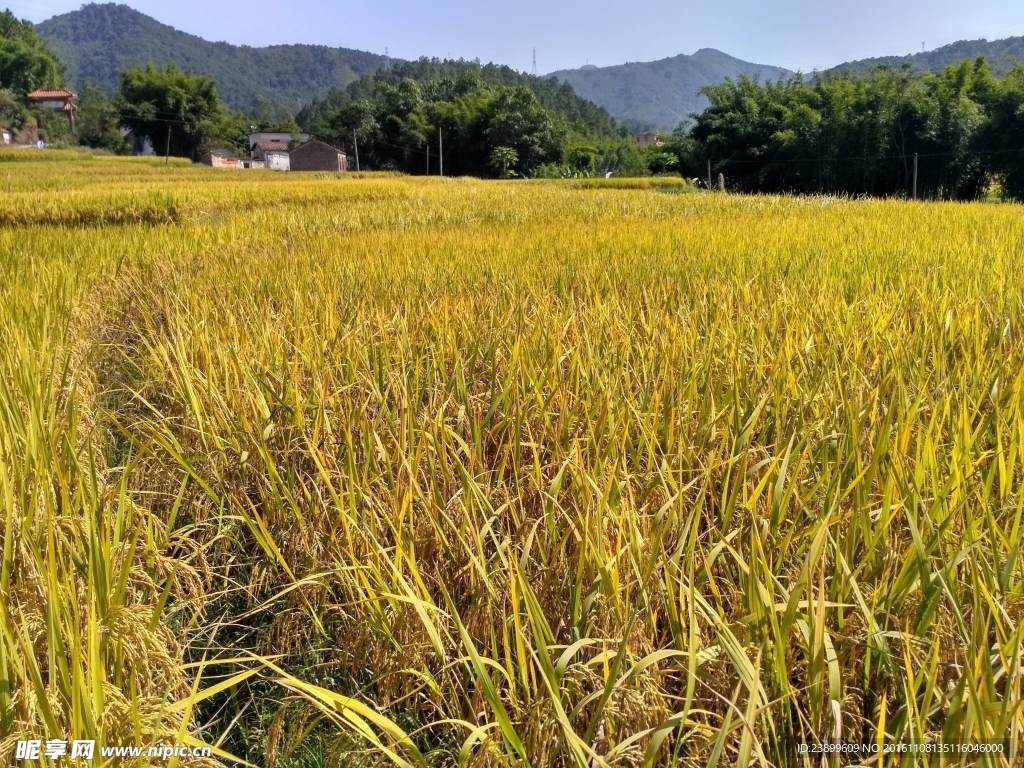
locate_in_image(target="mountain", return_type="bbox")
[829,37,1024,76]
[547,50,790,131]
[35,3,388,111]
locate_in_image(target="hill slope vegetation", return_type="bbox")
[298,57,624,140]
[830,36,1024,75]
[548,49,789,130]
[35,3,387,110]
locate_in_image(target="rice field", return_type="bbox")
[2,152,1023,766]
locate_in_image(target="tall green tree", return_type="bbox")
[317,76,567,177]
[921,58,992,199]
[682,59,1019,199]
[76,81,130,153]
[324,100,378,161]
[298,57,628,176]
[0,87,30,129]
[483,86,564,175]
[297,56,620,139]
[979,63,1024,199]
[489,145,518,178]
[0,9,64,95]
[116,63,223,159]
[248,96,300,134]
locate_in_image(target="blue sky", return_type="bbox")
[14,0,1024,73]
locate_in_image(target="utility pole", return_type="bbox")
[707,159,712,189]
[439,127,443,177]
[165,123,171,164]
[533,48,537,76]
[353,131,360,171]
[912,153,918,199]
[426,143,430,175]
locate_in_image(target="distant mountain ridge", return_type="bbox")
[548,50,790,130]
[548,37,1024,131]
[828,36,1024,76]
[33,5,1024,129]
[35,3,388,110]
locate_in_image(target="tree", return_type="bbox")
[206,108,252,157]
[376,79,433,167]
[484,87,564,175]
[301,57,632,177]
[0,88,30,130]
[248,96,300,134]
[683,61,1007,199]
[921,59,990,199]
[76,81,130,153]
[489,146,518,178]
[327,100,379,157]
[0,10,64,95]
[647,151,678,175]
[568,144,598,175]
[312,67,606,177]
[979,63,1024,200]
[116,63,223,160]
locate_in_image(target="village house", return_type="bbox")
[247,132,309,171]
[1,127,11,145]
[200,148,243,168]
[289,139,347,172]
[634,131,663,147]
[251,140,290,170]
[248,131,310,151]
[26,88,78,129]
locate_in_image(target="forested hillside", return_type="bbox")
[34,3,1024,132]
[295,58,646,178]
[35,3,387,110]
[548,49,789,130]
[298,58,624,139]
[831,36,1024,76]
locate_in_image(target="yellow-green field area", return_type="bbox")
[2,153,1023,767]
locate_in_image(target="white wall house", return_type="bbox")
[265,152,290,171]
[251,140,291,171]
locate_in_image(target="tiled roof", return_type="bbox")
[254,141,289,151]
[27,88,77,100]
[291,138,345,155]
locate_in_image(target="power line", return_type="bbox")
[707,144,1024,168]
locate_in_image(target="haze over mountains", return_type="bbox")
[34,3,1024,130]
[547,50,789,130]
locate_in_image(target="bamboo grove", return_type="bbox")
[663,58,1024,200]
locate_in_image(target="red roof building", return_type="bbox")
[26,88,78,129]
[253,141,289,152]
[26,88,78,101]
